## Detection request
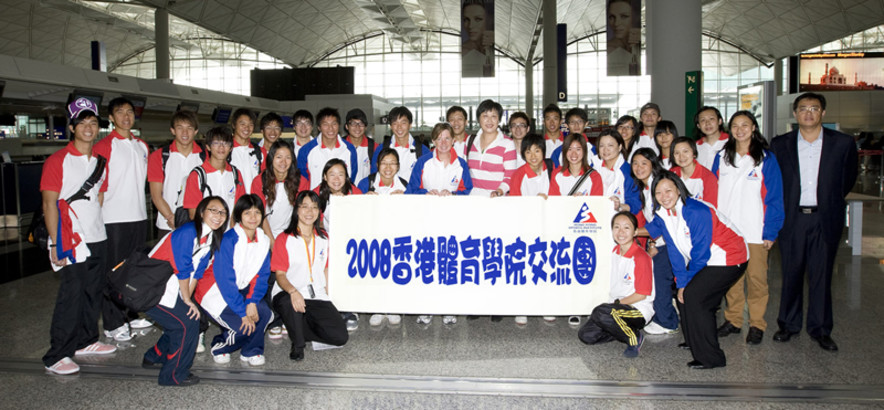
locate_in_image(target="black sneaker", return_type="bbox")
[717,321,741,337]
[178,373,200,387]
[746,326,764,345]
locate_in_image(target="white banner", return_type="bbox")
[327,196,614,315]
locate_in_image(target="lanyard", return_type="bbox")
[302,234,315,284]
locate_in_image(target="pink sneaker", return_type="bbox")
[45,357,80,375]
[75,342,117,356]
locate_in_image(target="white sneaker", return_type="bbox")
[75,342,117,356]
[369,314,385,326]
[387,314,401,325]
[212,352,230,364]
[345,313,359,331]
[268,326,283,340]
[568,316,581,326]
[241,354,265,366]
[104,324,132,342]
[416,315,433,325]
[442,315,457,325]
[543,316,556,322]
[196,333,206,353]
[515,316,528,325]
[644,321,678,335]
[282,326,288,335]
[129,318,153,329]
[45,357,79,375]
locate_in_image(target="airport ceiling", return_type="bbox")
[1,0,882,73]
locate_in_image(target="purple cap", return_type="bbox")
[68,97,99,121]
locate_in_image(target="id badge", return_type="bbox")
[307,284,315,299]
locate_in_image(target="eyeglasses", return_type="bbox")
[796,106,822,113]
[510,123,528,129]
[205,208,226,216]
[210,141,232,148]
[347,122,366,127]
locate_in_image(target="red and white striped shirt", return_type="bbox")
[466,130,517,196]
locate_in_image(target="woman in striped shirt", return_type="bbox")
[465,99,517,197]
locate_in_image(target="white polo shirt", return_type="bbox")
[40,143,107,243]
[93,130,148,224]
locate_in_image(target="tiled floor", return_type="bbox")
[2,178,884,408]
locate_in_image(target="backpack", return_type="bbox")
[29,155,107,250]
[173,164,242,228]
[365,172,408,193]
[161,141,207,172]
[249,138,264,170]
[107,247,173,312]
[382,135,423,158]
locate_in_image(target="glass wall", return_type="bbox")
[111,40,289,96]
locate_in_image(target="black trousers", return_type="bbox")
[43,241,107,367]
[102,220,148,330]
[272,293,348,349]
[578,303,646,346]
[677,263,746,368]
[777,212,839,338]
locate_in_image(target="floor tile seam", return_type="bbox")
[2,359,884,403]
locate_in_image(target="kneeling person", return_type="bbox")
[578,211,654,358]
[271,191,348,361]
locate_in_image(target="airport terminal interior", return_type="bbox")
[1,0,884,408]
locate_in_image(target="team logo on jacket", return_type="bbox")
[450,176,460,186]
[747,169,760,181]
[569,202,601,234]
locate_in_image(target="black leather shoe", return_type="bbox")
[811,335,839,351]
[773,329,798,342]
[687,360,710,369]
[677,342,691,350]
[141,358,163,369]
[746,327,764,345]
[290,346,305,361]
[178,373,200,387]
[717,321,741,337]
[490,316,503,322]
[688,360,724,369]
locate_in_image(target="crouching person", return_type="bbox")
[271,191,348,361]
[194,194,273,366]
[578,211,654,358]
[142,196,228,386]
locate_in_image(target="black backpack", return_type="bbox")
[382,135,423,158]
[107,247,173,312]
[365,172,408,193]
[29,155,107,250]
[249,138,265,170]
[161,141,207,172]
[173,164,242,228]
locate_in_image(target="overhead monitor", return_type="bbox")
[799,52,884,91]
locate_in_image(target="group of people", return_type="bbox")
[40,91,857,385]
[579,93,857,370]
